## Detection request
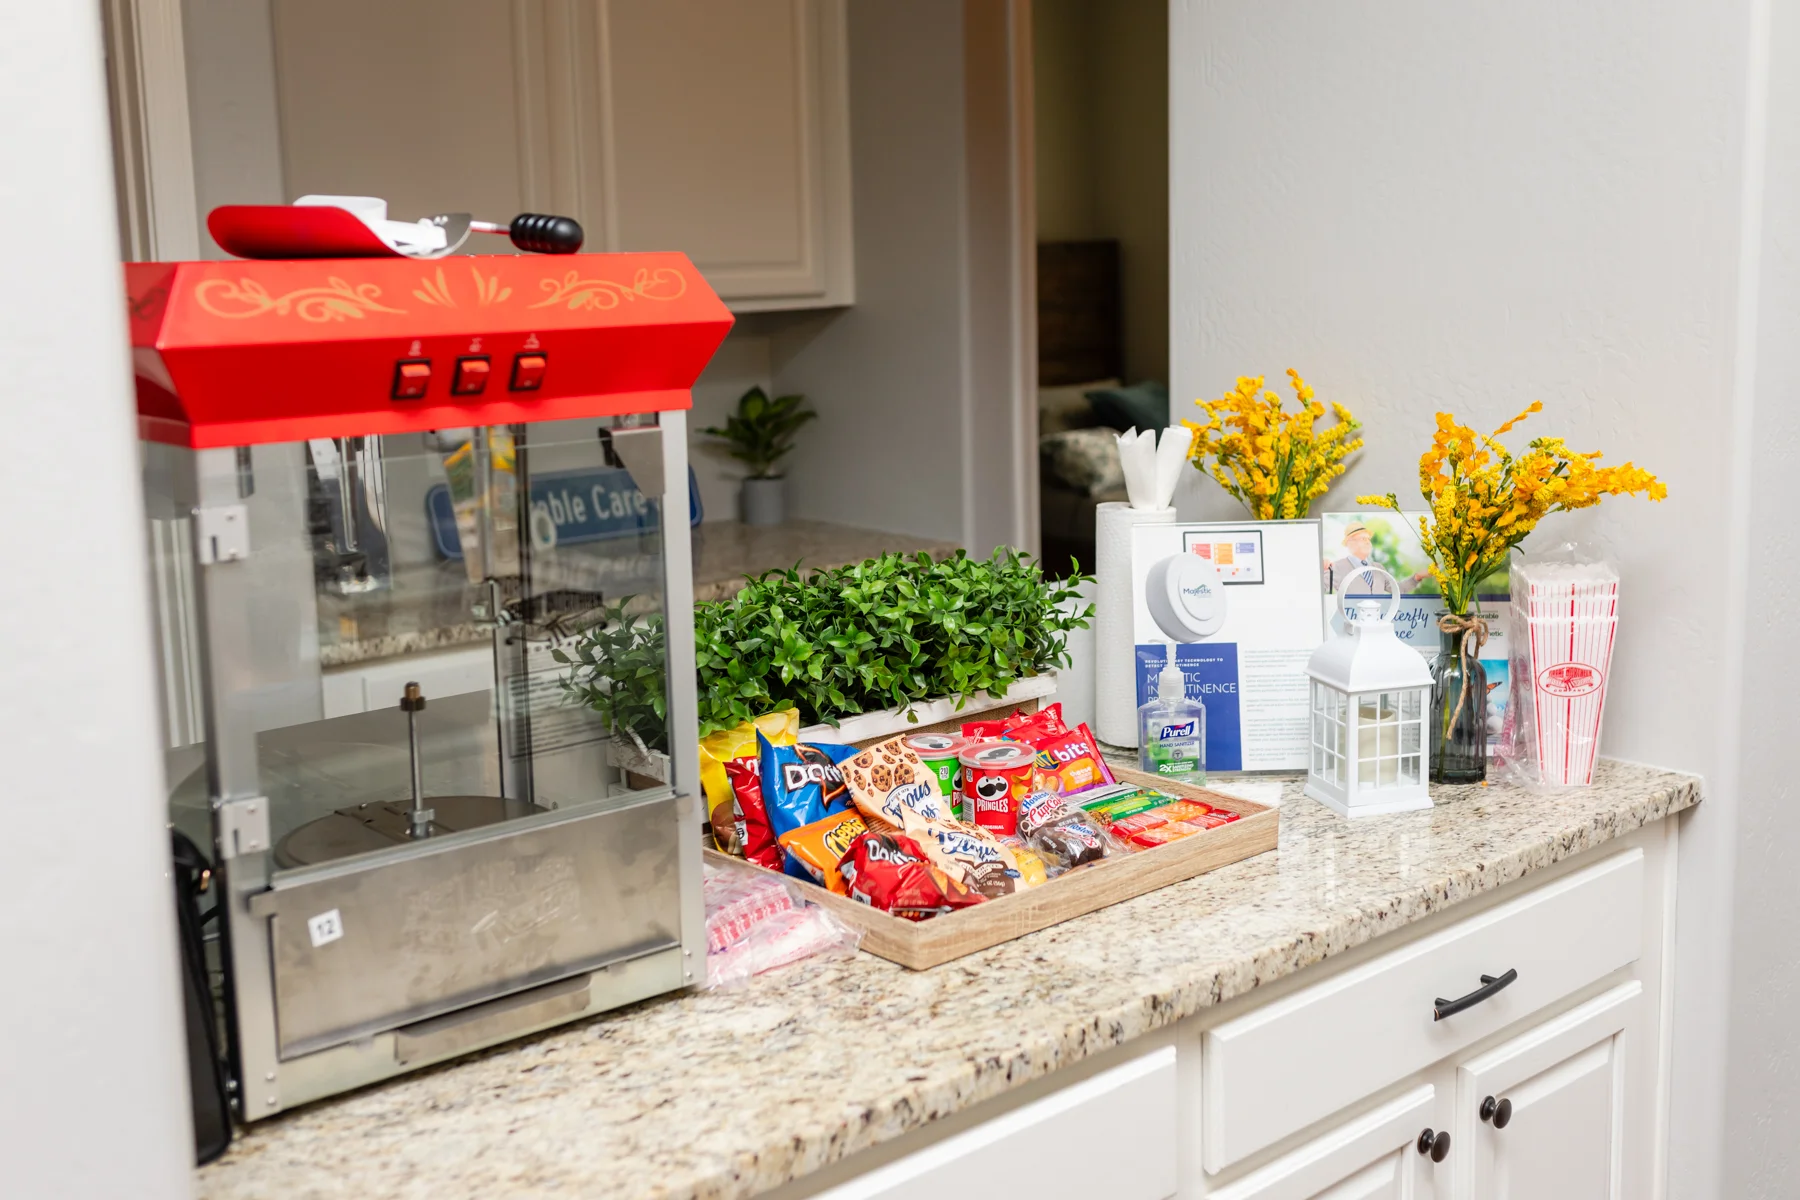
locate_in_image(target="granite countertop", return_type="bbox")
[197,759,1698,1200]
[318,520,962,668]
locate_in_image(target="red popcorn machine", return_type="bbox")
[132,249,730,1120]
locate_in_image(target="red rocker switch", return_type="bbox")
[391,359,431,400]
[452,356,491,396]
[510,352,548,391]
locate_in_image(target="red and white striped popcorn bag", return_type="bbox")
[1500,558,1619,786]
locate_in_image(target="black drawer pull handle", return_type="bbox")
[1433,968,1518,1021]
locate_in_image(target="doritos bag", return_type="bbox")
[758,732,859,880]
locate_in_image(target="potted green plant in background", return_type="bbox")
[703,385,816,526]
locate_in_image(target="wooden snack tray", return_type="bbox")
[705,765,1278,970]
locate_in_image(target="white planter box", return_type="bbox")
[610,674,1060,785]
[799,673,1058,746]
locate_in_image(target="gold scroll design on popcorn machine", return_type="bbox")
[529,266,687,311]
[193,276,408,322]
[413,264,512,309]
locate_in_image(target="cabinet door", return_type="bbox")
[809,1047,1176,1200]
[599,0,852,307]
[1209,1086,1439,1200]
[1454,982,1640,1200]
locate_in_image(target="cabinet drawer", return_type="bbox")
[1209,1085,1437,1200]
[812,1047,1176,1200]
[1202,850,1643,1173]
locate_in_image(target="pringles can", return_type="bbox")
[903,733,968,817]
[959,742,1034,836]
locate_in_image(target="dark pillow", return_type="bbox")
[1084,380,1169,432]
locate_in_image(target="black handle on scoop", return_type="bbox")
[509,213,584,254]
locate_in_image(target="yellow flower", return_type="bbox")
[1190,368,1362,520]
[1371,404,1664,613]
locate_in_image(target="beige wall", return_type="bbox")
[1032,0,1169,384]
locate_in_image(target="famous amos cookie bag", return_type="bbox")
[841,735,953,826]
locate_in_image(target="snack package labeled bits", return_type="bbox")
[1498,553,1620,787]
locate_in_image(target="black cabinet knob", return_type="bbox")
[1480,1095,1514,1129]
[1417,1127,1451,1162]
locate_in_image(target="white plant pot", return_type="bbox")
[740,476,785,526]
[607,674,1061,784]
[798,674,1059,745]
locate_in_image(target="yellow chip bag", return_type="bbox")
[698,708,799,851]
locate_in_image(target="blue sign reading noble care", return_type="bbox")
[426,466,703,559]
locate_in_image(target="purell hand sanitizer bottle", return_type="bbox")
[1139,652,1206,783]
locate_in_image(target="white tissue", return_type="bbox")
[1118,426,1193,510]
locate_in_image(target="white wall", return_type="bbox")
[1170,2,1768,1194]
[1723,1,1800,1196]
[0,4,195,1197]
[772,0,1013,548]
[689,331,774,523]
[182,0,284,251]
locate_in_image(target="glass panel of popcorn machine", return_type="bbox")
[161,417,674,876]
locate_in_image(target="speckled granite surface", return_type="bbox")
[196,759,1699,1200]
[319,520,960,667]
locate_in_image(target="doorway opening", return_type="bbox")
[1029,0,1170,578]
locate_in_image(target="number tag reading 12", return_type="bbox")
[426,465,703,559]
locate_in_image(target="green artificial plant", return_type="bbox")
[557,550,1094,753]
[702,385,817,480]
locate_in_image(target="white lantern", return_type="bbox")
[1304,568,1433,817]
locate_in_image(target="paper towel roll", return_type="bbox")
[1094,501,1175,746]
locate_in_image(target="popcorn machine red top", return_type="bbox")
[133,250,730,1120]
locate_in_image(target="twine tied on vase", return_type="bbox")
[1437,611,1490,732]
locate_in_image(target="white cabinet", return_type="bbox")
[1201,851,1644,1172]
[1209,1087,1440,1200]
[809,1047,1177,1200]
[780,823,1676,1200]
[267,0,852,311]
[1452,983,1640,1200]
[599,0,852,308]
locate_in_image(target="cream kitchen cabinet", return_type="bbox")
[267,0,852,311]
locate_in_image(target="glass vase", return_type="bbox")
[1431,626,1488,783]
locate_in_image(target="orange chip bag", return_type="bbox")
[1028,724,1116,797]
[777,809,869,894]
